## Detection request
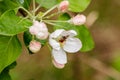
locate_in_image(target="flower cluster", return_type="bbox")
[29,21,49,40]
[27,0,87,69]
[29,21,49,53]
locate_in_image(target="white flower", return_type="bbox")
[49,29,82,68]
[58,0,69,12]
[29,40,41,53]
[69,14,86,25]
[29,21,49,40]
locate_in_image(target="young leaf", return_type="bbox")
[0,35,22,73]
[36,0,58,9]
[0,10,32,36]
[68,0,91,12]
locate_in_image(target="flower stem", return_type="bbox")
[43,20,68,23]
[20,7,32,18]
[44,21,63,27]
[41,5,58,19]
[47,42,52,51]
[43,12,60,19]
[32,0,36,21]
[34,5,41,12]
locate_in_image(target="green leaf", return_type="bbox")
[76,25,94,52]
[0,62,16,80]
[16,0,32,9]
[36,0,58,9]
[0,10,32,36]
[54,14,94,52]
[112,55,120,71]
[23,30,32,46]
[68,0,91,12]
[0,69,12,80]
[0,35,22,73]
[0,0,19,15]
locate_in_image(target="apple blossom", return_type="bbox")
[59,0,69,12]
[49,29,82,68]
[29,40,41,53]
[29,21,49,40]
[69,14,86,25]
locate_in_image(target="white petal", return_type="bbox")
[52,49,67,64]
[68,30,77,36]
[63,38,82,53]
[36,31,49,40]
[39,22,48,32]
[50,29,65,38]
[60,30,77,37]
[52,59,65,69]
[49,38,60,50]
[29,26,39,35]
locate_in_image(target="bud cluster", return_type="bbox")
[58,1,86,26]
[29,21,49,53]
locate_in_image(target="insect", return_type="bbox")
[59,35,69,43]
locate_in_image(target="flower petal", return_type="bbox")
[60,30,77,37]
[52,49,67,64]
[49,38,60,50]
[63,38,82,53]
[29,40,41,53]
[68,30,77,36]
[36,31,49,40]
[52,59,65,69]
[50,29,65,38]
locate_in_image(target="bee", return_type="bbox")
[59,35,69,43]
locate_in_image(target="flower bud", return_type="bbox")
[36,31,49,40]
[29,26,38,35]
[36,22,49,39]
[70,14,86,25]
[59,0,69,12]
[29,21,49,40]
[29,21,40,35]
[29,40,41,53]
[52,59,65,69]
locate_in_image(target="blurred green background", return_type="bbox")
[10,0,120,80]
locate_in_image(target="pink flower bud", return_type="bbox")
[29,21,49,39]
[70,14,86,25]
[29,26,39,35]
[29,40,41,53]
[29,21,40,35]
[52,59,65,69]
[59,0,69,12]
[36,31,49,40]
